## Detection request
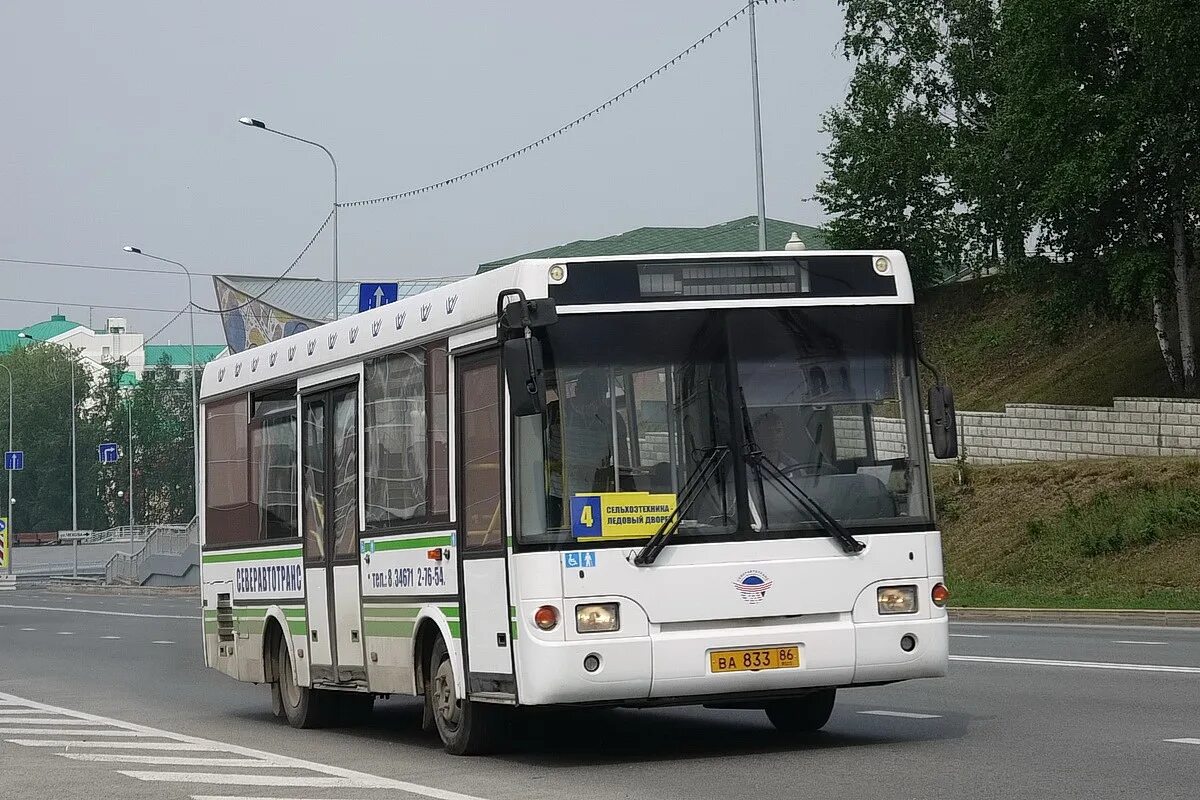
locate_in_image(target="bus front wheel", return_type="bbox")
[275,637,330,729]
[764,688,837,734]
[426,637,497,755]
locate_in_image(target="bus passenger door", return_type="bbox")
[456,350,516,700]
[301,384,367,685]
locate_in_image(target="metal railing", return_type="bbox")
[86,523,188,545]
[105,517,198,585]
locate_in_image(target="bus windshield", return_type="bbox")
[513,306,933,547]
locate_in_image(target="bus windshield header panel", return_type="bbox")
[547,255,897,306]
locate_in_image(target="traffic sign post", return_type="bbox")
[59,530,93,579]
[98,443,120,464]
[4,451,22,471]
[359,282,399,312]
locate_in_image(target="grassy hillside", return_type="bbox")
[936,458,1200,609]
[916,279,1174,411]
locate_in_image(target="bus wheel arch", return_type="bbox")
[413,612,464,699]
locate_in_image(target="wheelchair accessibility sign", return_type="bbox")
[563,551,597,569]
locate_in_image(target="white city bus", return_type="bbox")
[199,250,956,754]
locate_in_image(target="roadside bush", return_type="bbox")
[1025,487,1200,557]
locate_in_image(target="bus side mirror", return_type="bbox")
[928,383,958,459]
[504,335,546,417]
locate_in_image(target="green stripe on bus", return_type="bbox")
[287,620,307,635]
[364,619,416,638]
[447,620,462,639]
[201,547,302,564]
[370,535,453,552]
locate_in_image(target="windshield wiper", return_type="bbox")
[738,387,865,555]
[634,446,729,566]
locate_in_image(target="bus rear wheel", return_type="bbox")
[425,637,497,755]
[275,637,330,729]
[764,688,837,735]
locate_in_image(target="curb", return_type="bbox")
[950,606,1200,627]
[43,583,199,597]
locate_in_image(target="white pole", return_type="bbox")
[1,364,12,575]
[128,400,135,556]
[70,360,77,533]
[748,0,767,250]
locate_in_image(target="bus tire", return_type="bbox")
[426,637,496,755]
[276,636,330,729]
[764,688,837,734]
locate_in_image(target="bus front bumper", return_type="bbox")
[515,614,948,706]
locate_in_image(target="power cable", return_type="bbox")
[340,0,795,208]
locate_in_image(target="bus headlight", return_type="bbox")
[575,603,620,633]
[877,585,918,614]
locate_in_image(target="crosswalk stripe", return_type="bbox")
[1165,738,1200,746]
[0,728,150,736]
[0,718,109,725]
[191,797,364,800]
[119,772,396,788]
[8,739,224,750]
[59,753,274,767]
[0,690,490,800]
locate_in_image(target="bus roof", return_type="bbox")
[200,249,911,401]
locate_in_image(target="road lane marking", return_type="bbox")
[56,631,75,635]
[949,634,989,638]
[1165,738,1200,746]
[20,627,35,631]
[152,640,175,645]
[9,740,225,751]
[100,636,121,640]
[120,772,399,789]
[1114,640,1167,645]
[858,710,942,719]
[950,655,1200,674]
[0,604,196,620]
[0,690,489,800]
[60,753,274,767]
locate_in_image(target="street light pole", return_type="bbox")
[127,398,135,556]
[748,0,768,250]
[123,247,199,522]
[19,333,78,534]
[0,363,12,575]
[238,117,340,319]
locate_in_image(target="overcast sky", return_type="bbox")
[0,0,849,345]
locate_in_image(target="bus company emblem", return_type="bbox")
[372,319,382,337]
[269,351,277,367]
[233,362,242,377]
[217,367,225,382]
[250,357,259,372]
[395,311,406,330]
[349,325,358,344]
[420,303,431,322]
[307,339,316,356]
[327,332,337,350]
[288,345,296,362]
[733,571,773,604]
[446,294,458,315]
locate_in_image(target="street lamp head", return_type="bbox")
[17,332,32,340]
[123,245,142,254]
[238,117,266,129]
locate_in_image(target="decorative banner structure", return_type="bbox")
[570,492,678,540]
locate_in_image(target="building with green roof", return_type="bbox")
[477,216,827,272]
[0,313,226,387]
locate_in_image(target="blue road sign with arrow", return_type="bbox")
[4,451,23,471]
[359,282,399,313]
[98,443,120,464]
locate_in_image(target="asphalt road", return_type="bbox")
[0,590,1197,800]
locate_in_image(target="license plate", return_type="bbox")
[709,645,801,673]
